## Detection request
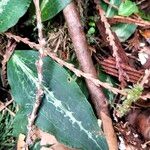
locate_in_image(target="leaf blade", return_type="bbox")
[102,0,137,42]
[41,0,72,21]
[118,0,139,17]
[0,0,31,32]
[8,50,108,150]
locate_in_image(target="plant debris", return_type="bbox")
[0,0,150,149]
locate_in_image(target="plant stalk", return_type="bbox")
[63,2,118,150]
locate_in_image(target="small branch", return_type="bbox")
[63,2,118,149]
[0,99,13,112]
[25,0,46,146]
[5,32,125,95]
[96,21,129,64]
[94,0,129,85]
[5,32,150,101]
[140,69,150,87]
[108,16,150,28]
[1,40,16,88]
[103,0,119,10]
[5,107,15,116]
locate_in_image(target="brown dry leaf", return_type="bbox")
[33,128,75,150]
[17,134,26,150]
[140,30,150,44]
[126,145,139,150]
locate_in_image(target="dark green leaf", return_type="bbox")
[30,140,41,150]
[8,50,108,150]
[41,0,72,21]
[102,0,137,42]
[112,23,137,42]
[0,0,31,32]
[105,0,121,17]
[139,10,150,21]
[97,67,116,102]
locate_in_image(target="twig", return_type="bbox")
[103,0,119,10]
[6,32,150,102]
[5,107,15,117]
[63,2,118,149]
[96,21,129,67]
[1,40,16,88]
[94,0,128,85]
[0,100,15,116]
[137,0,147,5]
[5,32,126,95]
[25,0,46,146]
[108,16,150,27]
[140,69,150,87]
[0,99,13,112]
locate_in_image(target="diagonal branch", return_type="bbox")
[108,16,150,27]
[94,0,129,85]
[6,32,150,101]
[63,2,118,150]
[25,0,46,146]
[5,32,125,95]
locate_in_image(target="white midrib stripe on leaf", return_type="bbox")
[41,0,49,11]
[106,0,115,17]
[0,0,9,14]
[12,54,103,149]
